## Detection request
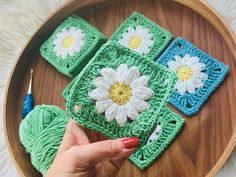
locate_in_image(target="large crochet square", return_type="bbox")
[157,37,229,116]
[130,108,184,170]
[66,41,177,143]
[110,11,172,61]
[40,15,106,78]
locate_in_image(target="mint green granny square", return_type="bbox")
[130,108,184,170]
[66,41,177,143]
[110,11,172,61]
[40,15,106,78]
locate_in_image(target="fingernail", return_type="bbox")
[122,137,139,149]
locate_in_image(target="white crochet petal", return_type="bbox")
[61,51,67,58]
[130,96,150,112]
[93,77,111,90]
[198,72,208,80]
[118,38,128,46]
[116,64,129,82]
[100,68,117,85]
[175,55,183,66]
[192,78,204,88]
[130,75,149,88]
[89,88,109,100]
[167,60,179,71]
[127,26,135,33]
[125,66,140,85]
[140,45,150,55]
[148,124,162,142]
[95,99,113,114]
[191,57,200,64]
[115,106,127,127]
[192,63,206,71]
[176,81,187,95]
[105,103,118,122]
[125,103,139,120]
[61,28,67,35]
[183,54,191,60]
[187,81,196,94]
[132,86,154,100]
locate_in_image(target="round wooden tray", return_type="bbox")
[4,0,236,176]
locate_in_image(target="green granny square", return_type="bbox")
[66,41,177,142]
[110,11,172,61]
[130,108,184,170]
[40,15,106,78]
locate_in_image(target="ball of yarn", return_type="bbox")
[19,105,69,176]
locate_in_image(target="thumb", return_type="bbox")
[71,138,139,165]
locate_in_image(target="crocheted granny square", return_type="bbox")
[130,107,184,170]
[157,37,229,116]
[66,41,177,142]
[110,11,172,61]
[40,15,106,78]
[62,75,79,100]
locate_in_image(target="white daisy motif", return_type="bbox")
[118,25,154,55]
[89,64,154,127]
[167,54,208,95]
[53,27,85,58]
[147,124,162,144]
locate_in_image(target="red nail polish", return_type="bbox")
[122,137,139,149]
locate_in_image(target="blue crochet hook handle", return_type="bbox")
[22,69,34,119]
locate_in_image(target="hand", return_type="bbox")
[46,117,139,177]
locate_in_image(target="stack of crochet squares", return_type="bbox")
[40,11,228,170]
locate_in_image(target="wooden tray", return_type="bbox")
[4,0,236,176]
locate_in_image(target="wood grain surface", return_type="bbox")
[4,0,236,177]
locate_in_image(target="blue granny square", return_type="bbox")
[156,37,229,116]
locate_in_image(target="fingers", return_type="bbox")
[59,118,90,152]
[71,138,139,165]
[67,118,90,144]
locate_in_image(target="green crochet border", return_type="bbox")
[40,15,106,78]
[66,41,177,143]
[110,11,172,61]
[129,107,184,170]
[62,74,79,100]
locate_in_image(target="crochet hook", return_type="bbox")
[22,69,34,119]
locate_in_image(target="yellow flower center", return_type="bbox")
[128,35,142,49]
[109,82,132,105]
[63,36,75,48]
[176,65,193,81]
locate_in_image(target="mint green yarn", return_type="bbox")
[19,105,69,176]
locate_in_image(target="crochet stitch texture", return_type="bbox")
[130,107,184,170]
[40,15,106,78]
[110,11,172,61]
[66,41,177,144]
[157,37,229,116]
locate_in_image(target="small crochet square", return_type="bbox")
[66,41,177,142]
[40,15,106,78]
[110,11,172,61]
[157,37,229,116]
[129,108,184,170]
